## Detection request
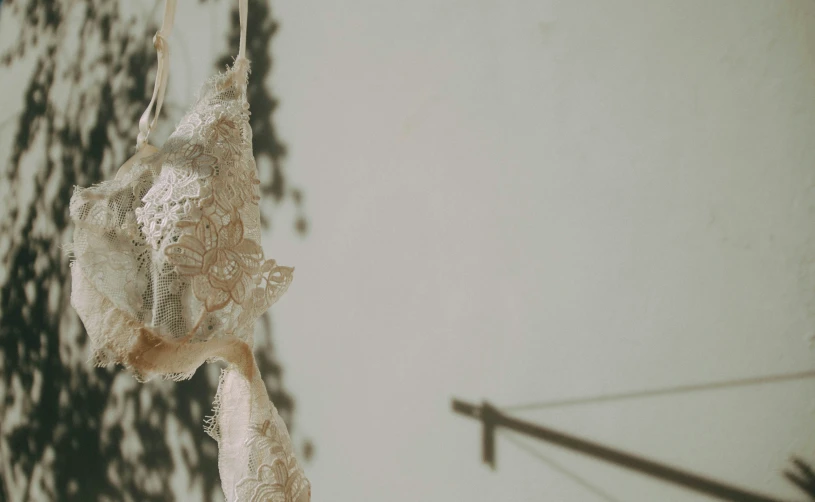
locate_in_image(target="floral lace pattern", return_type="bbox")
[166,214,263,310]
[236,418,310,502]
[69,57,309,502]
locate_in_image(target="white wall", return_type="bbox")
[4,0,810,500]
[263,1,815,501]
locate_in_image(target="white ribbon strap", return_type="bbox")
[136,0,247,150]
[238,0,247,60]
[136,0,177,150]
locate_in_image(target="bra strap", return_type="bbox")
[136,0,176,150]
[238,0,248,60]
[136,0,247,149]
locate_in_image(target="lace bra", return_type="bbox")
[68,0,311,500]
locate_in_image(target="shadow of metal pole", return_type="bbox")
[452,399,794,502]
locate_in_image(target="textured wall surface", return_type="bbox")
[2,1,814,501]
[268,1,815,501]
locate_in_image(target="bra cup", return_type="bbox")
[115,144,158,181]
[70,64,292,374]
[70,53,310,501]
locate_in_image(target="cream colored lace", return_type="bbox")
[68,1,310,500]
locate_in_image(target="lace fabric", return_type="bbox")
[68,1,310,500]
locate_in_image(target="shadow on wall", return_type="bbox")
[453,369,815,502]
[786,457,815,501]
[0,0,306,500]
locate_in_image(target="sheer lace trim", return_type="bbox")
[69,57,309,502]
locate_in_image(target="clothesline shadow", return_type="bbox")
[785,457,815,501]
[459,370,815,502]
